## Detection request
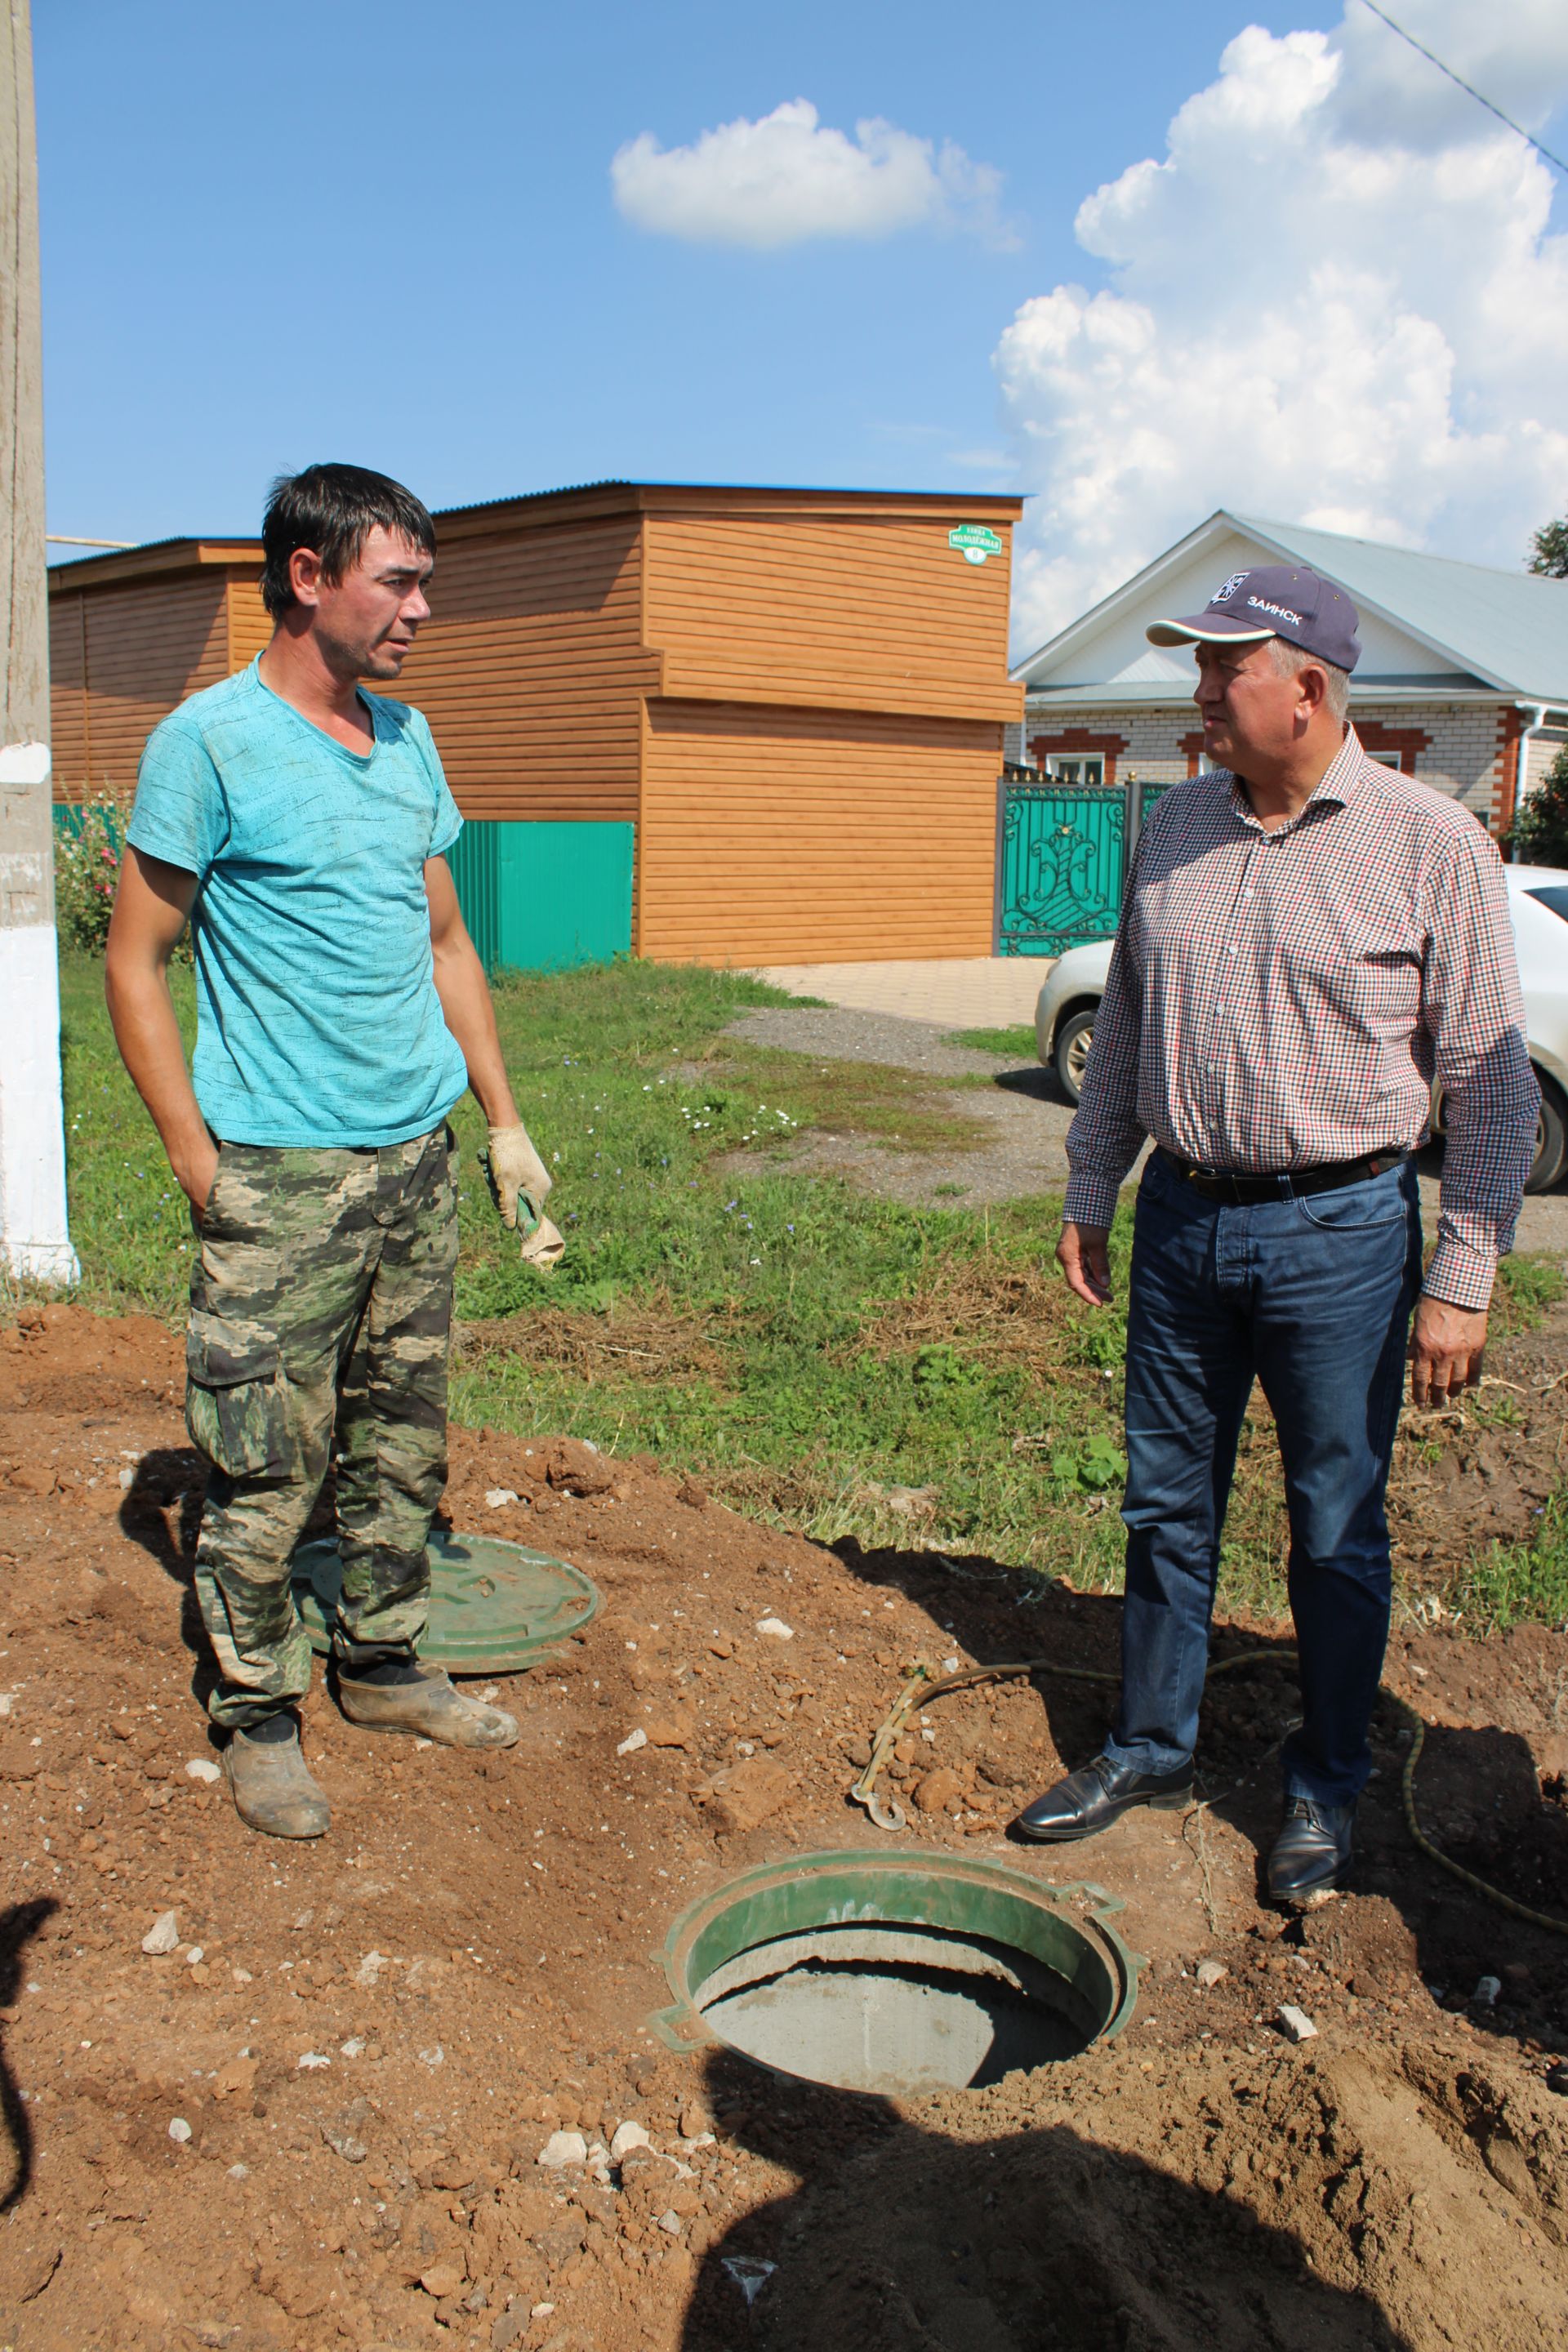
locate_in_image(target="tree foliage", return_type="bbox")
[1528,516,1568,577]
[1508,743,1568,869]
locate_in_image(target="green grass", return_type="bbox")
[1450,1490,1568,1633]
[1490,1251,1566,1333]
[34,950,1568,1630]
[943,1023,1040,1062]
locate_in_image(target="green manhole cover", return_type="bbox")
[290,1529,599,1675]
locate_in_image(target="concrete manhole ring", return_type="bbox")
[651,1849,1143,2096]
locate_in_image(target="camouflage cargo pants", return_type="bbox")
[186,1125,458,1729]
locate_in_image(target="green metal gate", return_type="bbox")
[994,775,1192,955]
[995,781,1127,956]
[447,819,634,975]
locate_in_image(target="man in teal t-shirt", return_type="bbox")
[106,463,559,1841]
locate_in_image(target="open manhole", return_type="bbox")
[651,1851,1141,2096]
[290,1529,599,1675]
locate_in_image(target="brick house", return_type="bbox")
[1009,512,1568,837]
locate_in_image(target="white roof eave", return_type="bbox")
[1009,511,1235,684]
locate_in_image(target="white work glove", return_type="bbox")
[519,1216,566,1270]
[484,1122,553,1236]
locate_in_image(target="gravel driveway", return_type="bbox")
[724,1003,1568,1258]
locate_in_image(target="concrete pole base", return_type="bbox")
[0,920,79,1287]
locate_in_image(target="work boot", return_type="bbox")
[336,1661,519,1749]
[1267,1796,1355,1906]
[1012,1753,1193,1843]
[224,1714,331,1840]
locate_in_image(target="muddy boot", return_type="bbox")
[336,1661,519,1749]
[224,1713,331,1839]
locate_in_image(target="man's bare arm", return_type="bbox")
[425,857,518,1127]
[104,848,216,1218]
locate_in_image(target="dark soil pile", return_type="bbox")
[1,1305,1565,2352]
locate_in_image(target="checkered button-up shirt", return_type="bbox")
[1062,728,1538,1308]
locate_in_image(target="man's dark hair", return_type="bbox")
[260,462,436,621]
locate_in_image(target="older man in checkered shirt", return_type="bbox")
[1013,563,1538,1904]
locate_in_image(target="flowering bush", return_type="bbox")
[53,789,131,953]
[53,787,192,962]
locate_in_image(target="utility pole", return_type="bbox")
[2,0,75,1285]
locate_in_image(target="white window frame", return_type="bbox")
[1041,753,1106,787]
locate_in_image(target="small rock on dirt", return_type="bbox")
[915,1766,965,1815]
[657,2209,684,2234]
[755,1616,794,1640]
[1196,1959,1227,1989]
[141,1909,180,1955]
[15,2244,60,2302]
[421,2260,466,2298]
[617,1727,648,1755]
[537,2130,589,2169]
[699,1757,793,1836]
[610,2121,650,2162]
[1277,2004,1318,2042]
[168,2117,193,2143]
[1481,2132,1533,2200]
[646,1715,693,1749]
[184,1757,221,1784]
[0,1738,42,1780]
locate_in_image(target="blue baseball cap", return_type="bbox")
[1147,563,1361,673]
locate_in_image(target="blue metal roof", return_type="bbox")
[1233,514,1568,703]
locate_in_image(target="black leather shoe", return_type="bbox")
[1012,1753,1194,1843]
[1267,1796,1355,1904]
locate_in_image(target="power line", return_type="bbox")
[1353,0,1568,178]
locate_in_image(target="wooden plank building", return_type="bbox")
[48,481,1023,966]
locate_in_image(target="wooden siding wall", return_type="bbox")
[644,513,1018,724]
[49,572,229,799]
[366,518,656,821]
[224,570,271,671]
[639,699,1001,964]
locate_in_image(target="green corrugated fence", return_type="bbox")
[54,804,635,977]
[446,819,634,974]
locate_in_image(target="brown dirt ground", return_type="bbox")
[1,1304,1566,2352]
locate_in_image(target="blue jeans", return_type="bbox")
[1102,1150,1423,1808]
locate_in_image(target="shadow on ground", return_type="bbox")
[677,2048,1411,2351]
[0,1898,58,2212]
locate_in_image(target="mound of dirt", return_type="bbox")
[0,1305,1565,2352]
[729,2037,1568,2352]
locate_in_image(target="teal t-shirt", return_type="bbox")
[128,659,470,1147]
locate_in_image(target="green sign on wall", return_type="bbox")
[948,523,1003,566]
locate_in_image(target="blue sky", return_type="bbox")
[36,0,1348,539]
[34,2,1568,646]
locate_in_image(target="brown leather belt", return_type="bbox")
[1156,1145,1409,1205]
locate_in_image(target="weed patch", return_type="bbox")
[943,1023,1038,1060]
[1450,1489,1568,1630]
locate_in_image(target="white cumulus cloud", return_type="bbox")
[1000,2,1568,652]
[611,98,1009,250]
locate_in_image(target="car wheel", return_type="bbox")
[1054,1008,1097,1105]
[1526,1071,1568,1193]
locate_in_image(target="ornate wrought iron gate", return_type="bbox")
[994,774,1183,956]
[995,780,1126,956]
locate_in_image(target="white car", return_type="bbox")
[1034,861,1568,1192]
